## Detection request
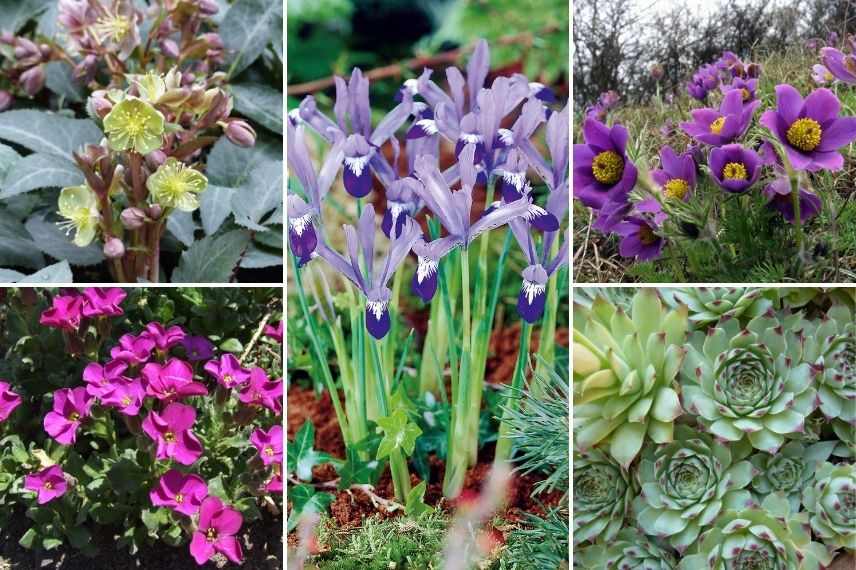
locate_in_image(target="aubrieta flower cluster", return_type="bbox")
[2,290,284,567]
[574,49,856,262]
[288,40,569,333]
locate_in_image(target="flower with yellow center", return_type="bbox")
[147,158,208,212]
[638,225,659,245]
[174,493,184,504]
[722,162,748,180]
[786,117,822,152]
[709,116,726,135]
[264,446,274,457]
[164,431,176,443]
[69,412,80,422]
[103,97,165,155]
[57,185,100,247]
[121,396,132,407]
[663,178,690,200]
[591,150,624,185]
[44,481,53,490]
[206,528,218,542]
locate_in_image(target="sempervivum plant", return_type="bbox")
[632,424,755,553]
[681,311,816,453]
[748,441,836,512]
[576,527,677,569]
[678,494,832,570]
[573,448,636,544]
[661,287,773,328]
[573,288,688,467]
[802,462,856,551]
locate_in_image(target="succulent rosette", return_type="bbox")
[572,447,636,544]
[633,425,755,553]
[748,440,836,512]
[660,287,773,328]
[802,461,856,550]
[681,311,817,453]
[573,289,688,467]
[576,527,677,569]
[678,495,832,570]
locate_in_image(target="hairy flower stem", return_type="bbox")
[444,247,472,497]
[788,165,805,263]
[290,253,351,445]
[494,321,532,465]
[369,337,411,501]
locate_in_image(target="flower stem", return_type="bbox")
[788,166,804,262]
[493,321,532,465]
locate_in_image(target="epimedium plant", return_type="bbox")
[0,0,283,283]
[0,287,283,565]
[572,287,856,569]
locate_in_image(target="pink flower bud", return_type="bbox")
[121,208,147,230]
[160,38,180,59]
[19,66,45,97]
[0,90,12,112]
[145,150,167,169]
[14,38,39,61]
[147,204,163,220]
[197,0,219,15]
[0,33,14,45]
[103,238,126,259]
[88,90,113,118]
[651,63,665,80]
[201,33,223,50]
[225,120,256,148]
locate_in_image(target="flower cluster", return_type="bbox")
[573,288,855,569]
[813,33,856,85]
[288,39,569,334]
[574,49,856,263]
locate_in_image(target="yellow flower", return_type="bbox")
[57,185,100,247]
[146,158,208,212]
[102,97,165,155]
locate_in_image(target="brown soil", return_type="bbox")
[287,385,345,458]
[486,322,570,384]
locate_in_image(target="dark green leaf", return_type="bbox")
[286,484,333,533]
[171,230,251,283]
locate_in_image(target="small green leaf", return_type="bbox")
[337,443,383,489]
[376,409,422,460]
[18,528,38,549]
[42,537,63,550]
[286,484,333,533]
[405,481,431,517]
[219,338,244,353]
[287,420,330,481]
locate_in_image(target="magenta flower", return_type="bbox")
[142,358,208,402]
[180,336,215,362]
[110,333,155,366]
[250,425,283,466]
[100,378,145,416]
[650,145,696,201]
[189,496,244,565]
[266,472,283,493]
[24,465,68,504]
[203,354,251,389]
[238,368,283,415]
[39,293,84,330]
[760,85,856,172]
[820,47,856,84]
[573,119,638,210]
[263,321,283,343]
[141,322,186,351]
[82,360,129,398]
[762,177,822,224]
[680,89,760,146]
[43,387,92,445]
[708,144,762,193]
[614,199,667,261]
[150,469,208,516]
[142,403,204,465]
[0,381,22,422]
[720,77,758,103]
[81,287,126,317]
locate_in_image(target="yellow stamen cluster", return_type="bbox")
[164,431,176,443]
[709,116,726,135]
[722,162,748,181]
[206,528,218,542]
[264,446,275,456]
[663,178,690,200]
[44,482,53,490]
[591,150,624,185]
[69,412,80,421]
[786,117,822,152]
[175,494,184,504]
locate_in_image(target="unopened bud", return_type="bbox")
[147,204,163,220]
[0,32,14,45]
[201,33,223,50]
[225,120,256,148]
[121,207,147,230]
[39,44,51,58]
[650,63,665,80]
[160,38,180,59]
[19,66,45,96]
[145,150,167,169]
[14,38,39,61]
[88,90,113,118]
[0,90,12,112]
[83,143,108,163]
[103,237,125,259]
[197,0,220,15]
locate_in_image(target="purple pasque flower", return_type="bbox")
[0,381,22,422]
[142,358,208,402]
[250,425,283,466]
[24,465,68,504]
[708,143,762,193]
[180,336,214,362]
[81,287,126,317]
[150,469,208,516]
[203,354,251,389]
[680,89,760,146]
[141,322,187,351]
[43,387,93,445]
[686,79,709,101]
[573,119,638,210]
[238,368,282,415]
[316,204,422,339]
[110,333,156,366]
[614,198,668,261]
[823,48,856,84]
[189,496,244,565]
[142,402,203,465]
[40,292,84,330]
[762,177,822,223]
[651,145,696,201]
[721,77,758,103]
[82,360,129,398]
[760,84,856,172]
[811,64,835,85]
[100,377,145,416]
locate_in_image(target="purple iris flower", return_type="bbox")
[763,177,822,223]
[572,119,638,210]
[651,145,696,201]
[720,77,758,103]
[315,205,421,339]
[614,199,667,261]
[508,217,569,323]
[760,84,856,172]
[342,134,374,197]
[406,105,439,140]
[708,144,762,193]
[680,89,760,146]
[381,177,423,239]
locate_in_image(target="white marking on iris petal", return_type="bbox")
[366,299,387,321]
[416,256,438,284]
[524,204,548,221]
[522,279,545,304]
[289,213,312,236]
[288,109,302,124]
[415,119,438,135]
[528,82,545,95]
[497,129,514,146]
[413,102,428,114]
[403,78,419,95]
[344,154,371,177]
[460,132,484,144]
[502,171,526,191]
